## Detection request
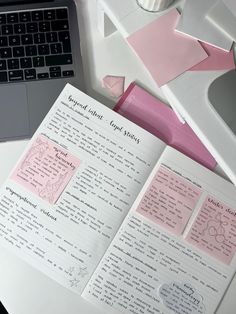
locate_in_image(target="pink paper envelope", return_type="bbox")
[190,42,235,71]
[114,83,216,170]
[127,9,208,87]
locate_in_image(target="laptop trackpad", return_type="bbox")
[208,70,236,135]
[0,84,30,141]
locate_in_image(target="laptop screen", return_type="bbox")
[0,0,52,6]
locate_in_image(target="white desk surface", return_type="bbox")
[0,0,235,313]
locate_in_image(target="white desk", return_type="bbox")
[0,0,235,314]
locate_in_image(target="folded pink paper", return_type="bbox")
[102,75,125,98]
[114,83,216,170]
[127,9,208,87]
[190,42,235,71]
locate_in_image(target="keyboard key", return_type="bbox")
[14,23,26,34]
[7,13,19,24]
[38,44,49,55]
[62,70,74,77]
[58,31,70,42]
[9,35,20,46]
[38,72,49,79]
[19,12,31,22]
[26,22,38,33]
[51,20,69,31]
[34,33,45,44]
[0,71,7,82]
[50,71,61,78]
[33,56,44,67]
[31,10,43,21]
[20,57,32,68]
[39,21,50,32]
[50,43,62,54]
[7,58,19,69]
[0,60,6,70]
[2,25,13,35]
[56,8,68,20]
[0,14,6,25]
[44,10,55,20]
[49,66,61,72]
[25,45,37,56]
[0,47,12,58]
[62,42,71,53]
[13,46,24,57]
[24,68,36,80]
[0,36,8,47]
[45,54,72,66]
[21,34,33,45]
[9,70,23,81]
[58,31,71,52]
[46,32,57,43]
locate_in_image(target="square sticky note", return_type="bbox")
[127,9,208,87]
[136,165,202,235]
[186,195,236,264]
[11,134,80,204]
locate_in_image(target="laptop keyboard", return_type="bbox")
[0,7,74,83]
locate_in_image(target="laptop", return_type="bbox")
[208,69,236,135]
[0,301,8,314]
[0,0,85,141]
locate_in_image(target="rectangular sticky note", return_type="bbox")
[186,196,236,264]
[136,165,202,235]
[127,9,208,86]
[11,134,80,204]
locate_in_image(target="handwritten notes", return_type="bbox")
[11,134,80,204]
[159,282,205,314]
[136,166,201,235]
[186,196,236,264]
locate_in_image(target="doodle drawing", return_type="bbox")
[202,213,228,243]
[39,172,69,203]
[21,136,49,170]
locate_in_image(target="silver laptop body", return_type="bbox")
[0,0,85,141]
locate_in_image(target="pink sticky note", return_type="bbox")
[11,134,80,204]
[127,9,208,86]
[136,166,201,235]
[114,83,216,170]
[102,75,125,98]
[186,196,236,264]
[190,42,235,71]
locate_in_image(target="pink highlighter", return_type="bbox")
[114,82,216,170]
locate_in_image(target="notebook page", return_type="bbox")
[0,84,166,294]
[82,146,236,314]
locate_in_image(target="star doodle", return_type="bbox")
[67,266,75,275]
[78,266,88,278]
[69,277,80,288]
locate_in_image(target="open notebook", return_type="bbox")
[0,84,236,314]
